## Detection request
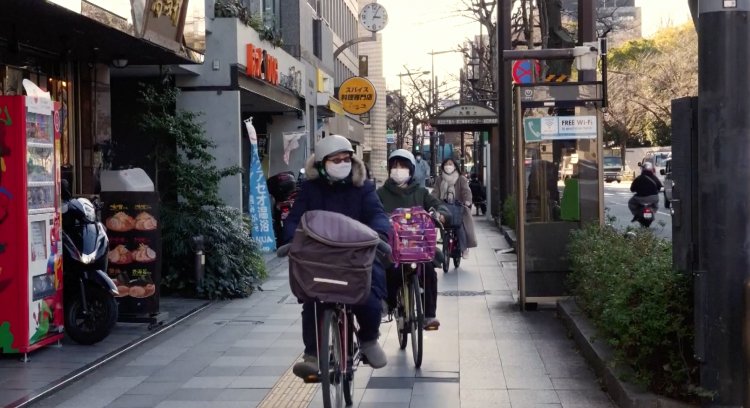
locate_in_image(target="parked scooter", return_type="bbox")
[61,180,118,345]
[267,170,305,247]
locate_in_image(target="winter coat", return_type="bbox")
[283,155,391,299]
[376,179,450,220]
[431,173,478,248]
[630,173,663,197]
[413,158,431,188]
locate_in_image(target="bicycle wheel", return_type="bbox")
[396,281,408,350]
[343,312,357,406]
[442,238,450,273]
[320,308,344,408]
[409,273,424,368]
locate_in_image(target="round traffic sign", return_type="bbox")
[512,60,541,84]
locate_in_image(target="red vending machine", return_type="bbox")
[0,82,64,357]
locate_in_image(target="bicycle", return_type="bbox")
[388,207,439,368]
[279,238,391,408]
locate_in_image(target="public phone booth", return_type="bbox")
[514,81,605,310]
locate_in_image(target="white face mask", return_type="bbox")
[443,165,456,174]
[325,161,352,180]
[390,168,411,185]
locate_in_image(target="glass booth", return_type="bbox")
[514,82,605,310]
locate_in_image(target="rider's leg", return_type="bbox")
[458,225,469,258]
[351,291,387,368]
[385,265,401,312]
[627,196,640,221]
[293,302,320,379]
[423,263,440,329]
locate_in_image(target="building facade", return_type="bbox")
[357,0,387,183]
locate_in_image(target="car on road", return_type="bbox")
[603,156,624,183]
[640,151,671,183]
[660,158,674,209]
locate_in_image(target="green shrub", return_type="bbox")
[568,224,698,399]
[139,83,266,299]
[161,206,266,299]
[502,195,517,228]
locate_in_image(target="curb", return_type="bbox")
[7,300,213,408]
[557,299,696,408]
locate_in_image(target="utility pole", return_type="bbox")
[495,0,512,218]
[697,2,750,405]
[577,0,596,82]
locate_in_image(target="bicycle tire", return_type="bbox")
[320,308,344,408]
[442,239,450,273]
[397,282,408,350]
[343,311,356,406]
[410,273,424,368]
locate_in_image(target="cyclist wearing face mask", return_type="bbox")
[376,149,450,329]
[432,158,477,258]
[283,134,391,379]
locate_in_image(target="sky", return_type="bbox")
[380,0,693,91]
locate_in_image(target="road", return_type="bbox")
[603,182,672,240]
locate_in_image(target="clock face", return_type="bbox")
[359,3,388,32]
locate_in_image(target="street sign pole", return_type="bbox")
[698,2,750,405]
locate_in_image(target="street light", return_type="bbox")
[396,70,429,152]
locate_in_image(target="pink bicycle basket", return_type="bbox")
[389,207,438,263]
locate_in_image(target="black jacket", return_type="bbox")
[630,173,663,197]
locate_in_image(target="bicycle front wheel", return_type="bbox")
[409,273,424,368]
[397,282,408,350]
[320,308,344,408]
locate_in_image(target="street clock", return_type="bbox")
[359,2,388,32]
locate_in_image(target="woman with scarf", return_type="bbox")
[431,158,477,258]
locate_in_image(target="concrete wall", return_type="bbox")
[177,90,243,208]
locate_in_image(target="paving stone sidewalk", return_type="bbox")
[29,217,614,408]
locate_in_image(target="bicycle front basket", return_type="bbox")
[389,207,438,263]
[288,210,380,304]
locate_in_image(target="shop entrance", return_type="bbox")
[514,82,605,310]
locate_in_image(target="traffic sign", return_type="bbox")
[512,60,540,84]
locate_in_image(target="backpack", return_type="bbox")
[288,210,380,304]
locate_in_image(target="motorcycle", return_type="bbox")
[267,169,305,247]
[634,202,657,228]
[61,181,119,345]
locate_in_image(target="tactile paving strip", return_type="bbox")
[256,355,318,408]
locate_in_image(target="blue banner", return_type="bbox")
[244,118,276,252]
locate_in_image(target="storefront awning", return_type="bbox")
[327,113,365,145]
[0,2,199,66]
[239,74,304,113]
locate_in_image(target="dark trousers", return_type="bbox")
[386,263,438,318]
[301,291,381,357]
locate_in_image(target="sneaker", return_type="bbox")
[292,354,319,381]
[424,317,441,330]
[360,340,387,368]
[462,249,470,259]
[380,299,389,318]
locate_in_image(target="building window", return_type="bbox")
[313,18,322,58]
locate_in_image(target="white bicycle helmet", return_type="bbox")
[315,134,354,161]
[388,149,416,173]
